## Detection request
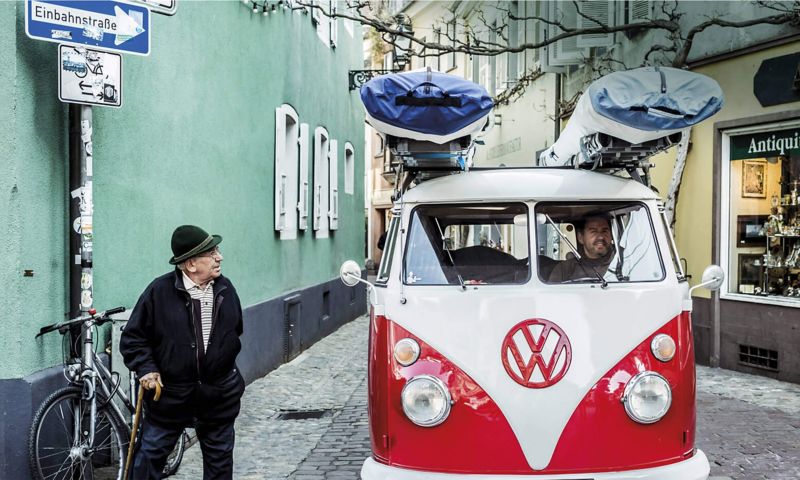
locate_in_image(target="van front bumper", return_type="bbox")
[361,450,710,480]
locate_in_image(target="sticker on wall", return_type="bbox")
[81,290,93,308]
[85,140,93,156]
[81,272,93,289]
[81,120,91,137]
[83,241,92,252]
[86,156,93,176]
[73,217,82,233]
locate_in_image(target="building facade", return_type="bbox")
[393,1,800,383]
[0,1,365,476]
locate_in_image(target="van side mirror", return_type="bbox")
[689,264,724,294]
[339,260,362,287]
[339,260,378,306]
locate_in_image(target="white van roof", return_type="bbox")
[401,168,660,204]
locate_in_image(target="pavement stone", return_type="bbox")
[170,315,369,480]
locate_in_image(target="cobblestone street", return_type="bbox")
[173,316,800,479]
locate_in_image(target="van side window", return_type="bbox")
[377,215,400,284]
[403,204,530,286]
[536,202,665,284]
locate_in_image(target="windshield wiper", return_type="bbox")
[543,214,608,289]
[435,218,466,291]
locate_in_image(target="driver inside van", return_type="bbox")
[548,215,616,283]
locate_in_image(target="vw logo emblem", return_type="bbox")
[501,319,572,388]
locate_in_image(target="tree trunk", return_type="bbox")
[665,130,691,230]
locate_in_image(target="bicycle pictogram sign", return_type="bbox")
[501,319,572,388]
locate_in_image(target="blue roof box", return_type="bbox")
[588,66,725,131]
[361,68,494,144]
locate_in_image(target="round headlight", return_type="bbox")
[394,338,420,366]
[621,371,672,424]
[651,334,676,362]
[401,375,452,427]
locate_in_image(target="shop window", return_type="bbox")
[275,105,300,240]
[344,142,355,195]
[313,126,330,238]
[723,125,800,303]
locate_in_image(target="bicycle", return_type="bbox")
[29,307,186,480]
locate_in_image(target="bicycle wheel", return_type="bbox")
[29,386,131,480]
[162,429,186,477]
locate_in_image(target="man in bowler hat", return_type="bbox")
[120,225,245,479]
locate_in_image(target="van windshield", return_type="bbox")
[536,202,665,284]
[403,204,530,286]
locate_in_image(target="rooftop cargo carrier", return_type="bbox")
[361,68,494,177]
[539,66,725,177]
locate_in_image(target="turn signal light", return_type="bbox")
[394,338,420,366]
[651,334,676,362]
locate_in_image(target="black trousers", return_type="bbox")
[131,416,236,480]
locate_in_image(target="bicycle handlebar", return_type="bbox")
[35,307,127,338]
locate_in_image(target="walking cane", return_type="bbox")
[123,380,161,480]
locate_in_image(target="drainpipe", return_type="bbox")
[68,105,93,356]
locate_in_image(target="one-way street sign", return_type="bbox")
[59,45,123,108]
[26,0,151,56]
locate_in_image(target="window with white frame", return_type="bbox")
[298,123,310,231]
[314,126,330,238]
[478,30,491,91]
[516,1,525,78]
[329,139,339,230]
[330,0,339,48]
[526,1,541,66]
[315,0,331,47]
[383,51,393,71]
[344,142,355,195]
[722,123,800,305]
[275,105,300,240]
[546,0,590,67]
[413,36,427,70]
[344,1,354,37]
[494,22,507,95]
[441,18,457,72]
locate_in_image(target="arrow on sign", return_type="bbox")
[113,6,145,45]
[78,81,92,91]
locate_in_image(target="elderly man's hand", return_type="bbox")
[139,372,163,390]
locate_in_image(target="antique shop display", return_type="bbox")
[740,180,800,297]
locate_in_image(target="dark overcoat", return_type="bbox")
[119,269,245,427]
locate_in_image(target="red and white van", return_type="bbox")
[341,167,723,480]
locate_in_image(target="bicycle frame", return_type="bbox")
[74,318,136,452]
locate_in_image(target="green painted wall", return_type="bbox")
[0,1,365,379]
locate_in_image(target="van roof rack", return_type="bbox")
[537,132,684,187]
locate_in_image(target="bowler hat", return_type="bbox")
[170,225,223,265]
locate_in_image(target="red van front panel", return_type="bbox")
[369,313,696,474]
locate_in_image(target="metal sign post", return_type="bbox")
[69,105,94,328]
